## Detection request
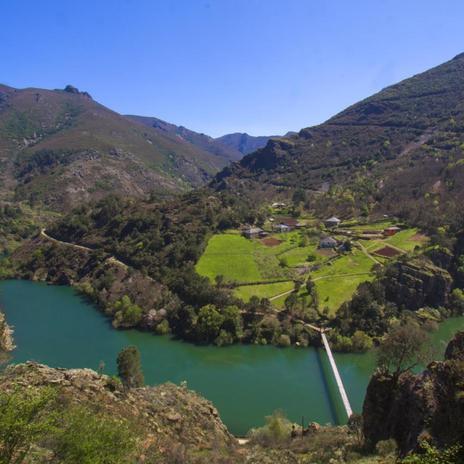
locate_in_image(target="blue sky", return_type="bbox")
[1,0,463,136]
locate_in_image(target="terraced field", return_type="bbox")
[195,222,428,315]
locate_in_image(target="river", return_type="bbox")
[0,279,463,436]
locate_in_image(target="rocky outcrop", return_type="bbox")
[0,311,14,351]
[0,362,237,462]
[382,258,452,310]
[362,331,464,454]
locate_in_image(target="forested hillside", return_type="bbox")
[214,53,464,228]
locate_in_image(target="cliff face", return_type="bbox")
[0,311,14,352]
[0,362,237,462]
[382,259,452,310]
[362,331,464,454]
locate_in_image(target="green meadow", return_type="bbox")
[195,234,261,283]
[195,221,427,315]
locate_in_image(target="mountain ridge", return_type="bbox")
[0,84,230,209]
[213,52,464,227]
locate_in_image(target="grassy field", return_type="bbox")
[311,250,374,279]
[308,249,375,314]
[195,234,262,283]
[344,220,396,231]
[195,222,427,315]
[384,228,426,251]
[361,228,428,254]
[315,274,375,314]
[234,281,294,302]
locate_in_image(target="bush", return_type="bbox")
[376,439,398,457]
[277,334,291,347]
[155,319,170,335]
[112,295,143,328]
[52,406,136,464]
[248,410,292,447]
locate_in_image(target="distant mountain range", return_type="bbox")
[0,84,275,209]
[126,114,279,160]
[214,53,464,225]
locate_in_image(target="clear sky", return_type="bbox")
[1,0,463,137]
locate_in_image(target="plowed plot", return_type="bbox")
[261,237,282,247]
[374,246,401,258]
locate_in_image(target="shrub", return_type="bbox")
[248,410,292,447]
[376,439,398,457]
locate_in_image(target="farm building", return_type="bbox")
[242,227,264,239]
[319,236,338,248]
[274,223,290,233]
[325,217,341,228]
[274,217,299,229]
[383,226,401,236]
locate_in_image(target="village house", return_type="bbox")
[325,216,341,228]
[274,217,299,230]
[319,236,338,249]
[383,226,401,237]
[274,223,290,233]
[242,226,265,239]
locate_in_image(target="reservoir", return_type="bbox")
[1,279,462,436]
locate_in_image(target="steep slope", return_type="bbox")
[126,114,243,162]
[215,132,276,155]
[214,53,464,226]
[0,362,237,462]
[0,84,228,209]
[363,331,464,455]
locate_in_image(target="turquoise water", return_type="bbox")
[0,279,462,436]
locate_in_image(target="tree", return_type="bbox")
[221,305,243,341]
[292,189,306,207]
[377,321,431,378]
[112,296,143,328]
[214,274,225,287]
[195,304,224,343]
[351,330,373,352]
[0,387,56,464]
[305,278,315,295]
[117,346,144,388]
[284,293,298,312]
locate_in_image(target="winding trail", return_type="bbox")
[40,229,134,273]
[355,240,382,265]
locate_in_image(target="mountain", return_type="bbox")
[0,84,229,209]
[215,132,276,156]
[126,114,244,163]
[214,53,464,227]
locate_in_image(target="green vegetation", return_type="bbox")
[376,321,431,377]
[112,295,143,328]
[234,281,294,302]
[117,346,144,389]
[401,442,463,464]
[315,274,375,315]
[0,386,136,464]
[196,234,262,283]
